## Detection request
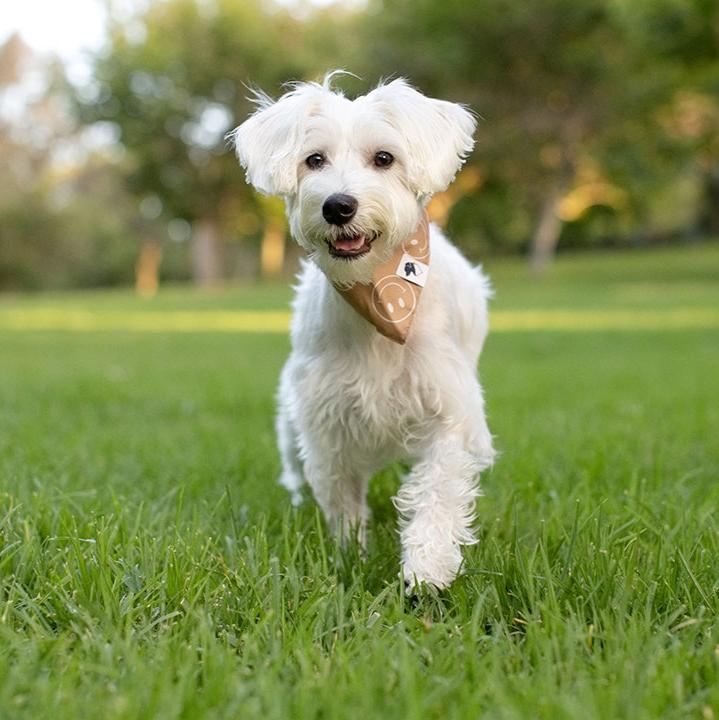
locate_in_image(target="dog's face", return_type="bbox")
[233,77,475,285]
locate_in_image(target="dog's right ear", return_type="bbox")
[231,85,321,196]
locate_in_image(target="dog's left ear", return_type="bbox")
[365,79,476,196]
[231,85,322,196]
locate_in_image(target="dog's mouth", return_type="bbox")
[326,231,378,260]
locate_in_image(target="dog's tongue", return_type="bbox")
[333,235,365,251]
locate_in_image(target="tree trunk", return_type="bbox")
[260,219,285,278]
[530,192,563,277]
[698,162,719,236]
[190,217,222,286]
[135,240,162,298]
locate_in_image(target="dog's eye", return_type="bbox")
[373,151,394,168]
[305,153,325,170]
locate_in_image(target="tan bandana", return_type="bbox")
[334,213,430,345]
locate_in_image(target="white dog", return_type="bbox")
[233,74,495,589]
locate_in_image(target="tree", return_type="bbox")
[615,0,719,236]
[78,0,315,285]
[355,0,710,269]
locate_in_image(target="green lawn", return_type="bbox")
[1,244,718,719]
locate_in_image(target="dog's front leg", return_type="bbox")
[394,433,485,590]
[304,451,371,547]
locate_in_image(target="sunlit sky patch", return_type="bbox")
[2,1,108,59]
[1,0,348,70]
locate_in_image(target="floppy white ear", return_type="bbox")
[365,79,476,196]
[232,85,321,196]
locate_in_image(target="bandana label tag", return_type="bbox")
[395,253,429,287]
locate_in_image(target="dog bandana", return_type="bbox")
[334,213,430,345]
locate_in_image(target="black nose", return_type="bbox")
[322,193,358,226]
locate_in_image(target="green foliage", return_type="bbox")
[355,0,717,247]
[0,191,134,291]
[0,161,190,291]
[447,182,532,257]
[78,0,326,224]
[1,245,718,718]
[2,0,719,288]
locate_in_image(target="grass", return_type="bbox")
[0,243,718,719]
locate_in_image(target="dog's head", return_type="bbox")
[232,74,475,285]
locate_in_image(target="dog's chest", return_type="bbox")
[300,342,437,444]
[290,264,449,444]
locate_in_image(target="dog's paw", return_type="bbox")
[400,544,463,593]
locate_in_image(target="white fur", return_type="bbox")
[233,74,495,589]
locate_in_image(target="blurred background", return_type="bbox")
[1,0,717,294]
